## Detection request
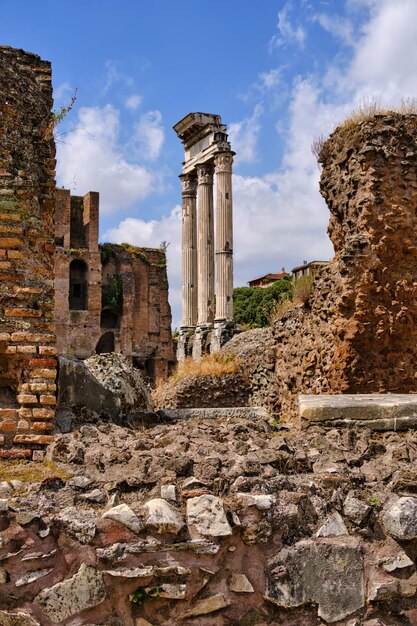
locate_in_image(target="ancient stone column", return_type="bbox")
[179,173,198,328]
[196,163,215,325]
[214,151,234,322]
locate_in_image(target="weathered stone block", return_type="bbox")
[383,497,417,540]
[0,611,40,626]
[34,563,106,623]
[265,538,364,623]
[300,394,417,430]
[186,494,232,537]
[143,498,185,535]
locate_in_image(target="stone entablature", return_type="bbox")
[54,192,175,380]
[174,113,236,359]
[0,46,57,459]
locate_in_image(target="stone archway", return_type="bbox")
[96,332,115,354]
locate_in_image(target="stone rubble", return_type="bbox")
[0,414,417,624]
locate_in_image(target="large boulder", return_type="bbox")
[58,354,153,424]
[84,353,152,413]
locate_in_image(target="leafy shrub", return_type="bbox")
[102,275,123,312]
[233,276,293,329]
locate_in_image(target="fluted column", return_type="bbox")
[196,163,215,325]
[180,173,198,328]
[215,151,234,321]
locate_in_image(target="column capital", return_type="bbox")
[196,163,214,185]
[179,173,197,196]
[214,151,234,173]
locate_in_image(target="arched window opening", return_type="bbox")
[96,332,115,354]
[100,309,120,329]
[69,259,88,310]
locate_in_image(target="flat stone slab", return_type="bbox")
[159,407,269,421]
[299,394,417,431]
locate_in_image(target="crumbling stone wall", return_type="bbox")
[0,46,56,459]
[55,204,175,379]
[274,113,417,419]
[55,189,101,358]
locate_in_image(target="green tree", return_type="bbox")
[233,276,293,328]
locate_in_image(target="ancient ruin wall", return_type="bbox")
[105,245,175,380]
[55,189,102,358]
[274,114,417,419]
[0,47,56,458]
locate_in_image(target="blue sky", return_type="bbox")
[2,0,417,327]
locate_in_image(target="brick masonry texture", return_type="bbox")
[54,189,175,380]
[0,46,56,455]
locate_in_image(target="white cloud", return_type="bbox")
[125,94,142,110]
[90,1,417,328]
[103,60,133,93]
[258,68,282,91]
[228,103,263,163]
[314,13,354,46]
[56,104,161,213]
[269,2,306,50]
[132,110,165,160]
[348,0,417,96]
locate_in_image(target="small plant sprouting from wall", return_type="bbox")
[292,275,313,305]
[130,586,163,606]
[44,90,78,141]
[269,276,314,324]
[120,242,150,265]
[102,275,123,313]
[100,244,114,264]
[52,90,78,127]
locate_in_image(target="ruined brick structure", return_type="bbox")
[55,190,175,380]
[273,113,417,419]
[0,47,56,458]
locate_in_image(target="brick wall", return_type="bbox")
[55,189,102,357]
[55,191,175,378]
[0,46,56,459]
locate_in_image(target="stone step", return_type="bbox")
[158,406,269,421]
[299,394,417,430]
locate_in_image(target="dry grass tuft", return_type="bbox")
[156,352,242,391]
[0,460,72,483]
[269,297,296,323]
[269,276,314,323]
[311,134,327,162]
[312,98,417,164]
[292,275,313,304]
[340,97,417,131]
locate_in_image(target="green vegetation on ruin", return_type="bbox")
[120,242,150,265]
[102,274,123,312]
[233,275,293,329]
[130,586,163,606]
